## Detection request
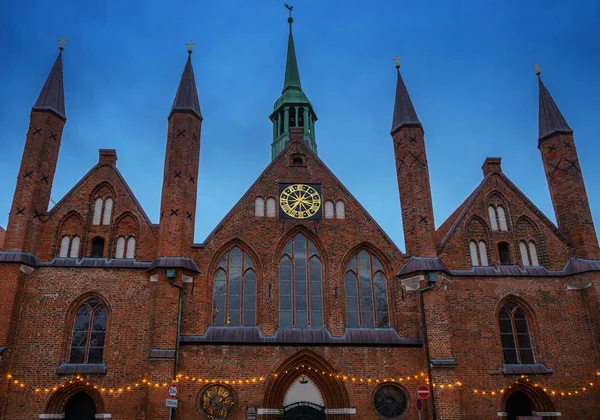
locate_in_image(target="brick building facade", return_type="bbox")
[0,17,599,420]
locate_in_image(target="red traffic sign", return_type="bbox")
[416,398,424,412]
[167,383,179,399]
[417,385,430,399]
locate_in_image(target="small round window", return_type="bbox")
[373,384,408,418]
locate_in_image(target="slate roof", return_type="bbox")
[149,349,175,359]
[148,257,200,273]
[503,363,553,375]
[32,51,65,120]
[538,76,572,145]
[169,54,202,120]
[180,326,421,347]
[57,362,107,374]
[391,68,421,134]
[397,256,600,278]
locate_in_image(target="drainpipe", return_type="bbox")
[168,280,184,420]
[419,273,437,420]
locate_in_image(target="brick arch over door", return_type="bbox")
[263,350,351,411]
[44,382,105,414]
[500,380,555,414]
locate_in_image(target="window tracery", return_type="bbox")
[279,234,323,328]
[69,299,107,364]
[212,247,256,326]
[498,303,535,364]
[345,250,389,328]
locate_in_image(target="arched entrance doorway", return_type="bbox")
[263,350,351,419]
[65,391,96,420]
[502,382,555,420]
[44,383,104,419]
[282,375,325,420]
[505,391,532,419]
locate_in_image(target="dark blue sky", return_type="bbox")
[1,0,599,250]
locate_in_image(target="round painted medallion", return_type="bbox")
[199,385,235,419]
[373,384,408,418]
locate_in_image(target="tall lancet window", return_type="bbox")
[345,250,389,328]
[279,233,323,328]
[212,247,256,326]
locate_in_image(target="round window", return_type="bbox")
[373,384,408,418]
[199,385,235,419]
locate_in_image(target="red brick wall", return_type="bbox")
[4,111,65,253]
[392,126,436,257]
[158,112,201,258]
[438,168,571,271]
[0,226,5,251]
[540,133,600,259]
[1,115,600,420]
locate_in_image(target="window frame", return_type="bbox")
[212,247,257,327]
[68,299,108,365]
[344,250,390,328]
[498,303,536,365]
[279,233,324,329]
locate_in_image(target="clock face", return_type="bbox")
[279,183,322,220]
[199,385,235,418]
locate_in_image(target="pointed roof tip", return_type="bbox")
[391,67,421,134]
[538,75,572,145]
[282,16,302,93]
[169,53,202,120]
[32,50,66,120]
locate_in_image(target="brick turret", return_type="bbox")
[390,65,436,257]
[537,74,599,259]
[158,52,202,257]
[4,49,66,253]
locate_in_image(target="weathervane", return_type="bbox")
[533,63,542,76]
[57,37,68,51]
[392,56,402,69]
[285,3,294,23]
[186,40,196,54]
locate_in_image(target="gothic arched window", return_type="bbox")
[212,247,256,326]
[498,304,535,364]
[279,233,323,328]
[345,250,389,328]
[69,299,107,364]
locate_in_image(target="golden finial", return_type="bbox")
[533,63,542,76]
[393,56,402,69]
[285,3,294,24]
[185,40,196,54]
[57,37,68,51]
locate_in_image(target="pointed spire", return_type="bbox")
[391,65,421,134]
[538,75,572,145]
[32,50,66,120]
[169,52,202,120]
[282,6,301,93]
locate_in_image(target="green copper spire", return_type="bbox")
[270,5,317,160]
[283,12,301,92]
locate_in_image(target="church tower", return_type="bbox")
[5,45,66,253]
[270,7,317,160]
[158,46,202,257]
[537,68,599,259]
[390,61,437,257]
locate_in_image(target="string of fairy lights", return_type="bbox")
[4,369,599,399]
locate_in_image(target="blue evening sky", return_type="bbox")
[1,0,599,251]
